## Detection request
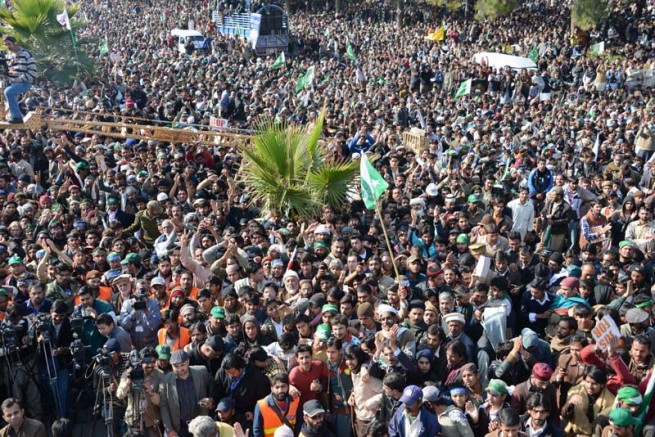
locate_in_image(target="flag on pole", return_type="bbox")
[636,366,655,436]
[57,10,72,30]
[360,154,389,210]
[346,41,357,62]
[270,51,285,69]
[454,79,472,99]
[99,36,109,56]
[590,41,605,55]
[528,46,539,63]
[296,66,315,93]
[593,132,600,162]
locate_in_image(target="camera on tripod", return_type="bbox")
[126,349,151,391]
[32,313,52,343]
[0,324,19,353]
[93,347,114,378]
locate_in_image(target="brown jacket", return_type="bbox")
[0,418,46,437]
[551,353,584,410]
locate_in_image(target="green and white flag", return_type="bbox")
[271,51,285,69]
[346,41,357,62]
[590,41,605,55]
[528,46,538,63]
[454,79,472,99]
[296,66,315,93]
[636,365,655,436]
[360,153,388,210]
[99,36,108,56]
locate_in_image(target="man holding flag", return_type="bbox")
[2,36,36,124]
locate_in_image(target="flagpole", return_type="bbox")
[374,200,400,280]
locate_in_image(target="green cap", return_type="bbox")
[121,253,141,265]
[608,408,640,427]
[619,241,637,249]
[456,234,470,244]
[155,344,171,360]
[616,387,643,406]
[75,161,89,170]
[485,379,509,396]
[315,323,331,341]
[321,304,338,314]
[107,252,121,262]
[107,197,119,205]
[313,241,329,251]
[467,194,480,203]
[210,306,226,319]
[0,288,7,297]
[7,255,23,266]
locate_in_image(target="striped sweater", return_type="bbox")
[9,48,36,84]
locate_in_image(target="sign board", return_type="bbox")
[109,52,120,62]
[591,315,620,351]
[210,116,228,129]
[473,255,493,284]
[249,13,261,50]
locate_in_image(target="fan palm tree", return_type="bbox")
[0,0,94,83]
[239,109,359,219]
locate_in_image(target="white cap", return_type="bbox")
[314,224,331,235]
[377,303,398,317]
[157,193,169,202]
[426,183,439,197]
[274,426,294,437]
[444,312,466,325]
[283,270,299,280]
[150,277,166,287]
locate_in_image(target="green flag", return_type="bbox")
[99,36,108,56]
[296,66,315,93]
[271,51,285,69]
[590,41,605,55]
[454,79,472,99]
[346,41,357,62]
[360,153,388,210]
[636,365,655,436]
[528,46,538,63]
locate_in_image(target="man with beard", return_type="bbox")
[374,304,416,358]
[562,366,614,436]
[279,270,300,305]
[511,363,559,426]
[620,308,654,345]
[403,300,428,346]
[365,256,394,294]
[45,263,79,310]
[520,393,563,437]
[626,334,654,381]
[299,400,334,437]
[252,372,300,437]
[549,316,577,360]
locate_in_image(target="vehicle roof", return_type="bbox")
[170,29,204,37]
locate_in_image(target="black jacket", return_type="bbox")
[212,363,271,425]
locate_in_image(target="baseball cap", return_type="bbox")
[210,306,226,319]
[456,234,470,244]
[7,255,23,266]
[151,277,166,287]
[216,397,236,413]
[107,252,121,262]
[399,385,423,405]
[155,345,171,360]
[121,253,141,265]
[303,400,326,417]
[422,386,442,403]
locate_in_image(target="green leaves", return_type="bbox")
[571,0,609,31]
[0,0,92,83]
[239,109,359,219]
[474,0,518,21]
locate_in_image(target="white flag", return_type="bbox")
[57,10,72,30]
[593,133,600,162]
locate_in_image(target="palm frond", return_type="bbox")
[306,159,359,209]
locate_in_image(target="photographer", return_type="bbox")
[91,338,128,436]
[0,305,42,421]
[96,312,133,353]
[33,301,72,419]
[120,279,161,350]
[73,286,115,354]
[117,346,164,437]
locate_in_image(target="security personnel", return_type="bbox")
[252,372,300,437]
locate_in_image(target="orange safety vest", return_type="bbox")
[257,396,300,437]
[74,286,112,306]
[157,327,190,351]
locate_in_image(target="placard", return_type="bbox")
[591,314,620,351]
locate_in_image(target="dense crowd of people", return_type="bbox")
[0,0,654,436]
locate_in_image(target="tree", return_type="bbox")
[239,110,359,219]
[571,0,609,31]
[426,0,462,13]
[474,0,517,21]
[0,0,93,83]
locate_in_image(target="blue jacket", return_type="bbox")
[389,405,440,437]
[348,133,375,155]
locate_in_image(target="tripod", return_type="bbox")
[92,369,115,437]
[39,335,63,418]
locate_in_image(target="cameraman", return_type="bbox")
[120,279,161,350]
[91,338,128,436]
[117,347,164,437]
[0,304,42,421]
[73,286,115,355]
[33,301,72,418]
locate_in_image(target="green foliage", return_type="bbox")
[571,0,609,31]
[0,0,93,83]
[474,0,518,21]
[239,110,360,219]
[425,0,461,12]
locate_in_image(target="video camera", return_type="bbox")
[32,313,52,343]
[93,347,114,379]
[126,349,151,391]
[0,324,18,353]
[133,293,147,311]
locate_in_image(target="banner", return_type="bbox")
[210,116,228,129]
[248,13,261,50]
